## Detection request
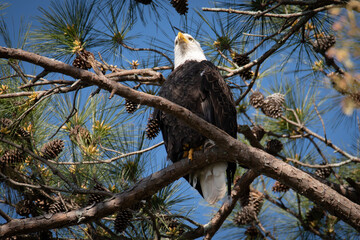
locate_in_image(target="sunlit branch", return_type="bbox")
[202,4,343,18]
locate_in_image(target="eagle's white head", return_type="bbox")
[174,32,207,69]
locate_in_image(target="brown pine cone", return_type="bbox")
[272,181,290,193]
[171,0,188,15]
[41,139,64,159]
[146,117,160,139]
[249,91,265,109]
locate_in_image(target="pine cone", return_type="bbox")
[234,190,264,225]
[261,93,285,119]
[272,181,290,193]
[233,53,250,66]
[234,205,257,225]
[265,139,283,154]
[72,50,94,70]
[249,91,265,108]
[16,128,31,139]
[114,209,133,233]
[0,118,30,138]
[251,125,265,141]
[315,163,332,179]
[0,118,12,127]
[33,197,51,212]
[171,0,188,15]
[232,53,253,80]
[249,190,264,215]
[267,93,285,105]
[0,149,24,166]
[125,99,139,114]
[41,139,64,160]
[87,183,106,205]
[313,35,336,53]
[48,201,66,214]
[135,0,152,4]
[146,117,160,139]
[15,199,33,216]
[70,125,91,145]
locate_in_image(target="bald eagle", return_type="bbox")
[151,32,237,204]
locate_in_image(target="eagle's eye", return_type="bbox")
[175,39,179,45]
[188,37,194,41]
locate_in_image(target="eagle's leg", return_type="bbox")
[186,146,203,161]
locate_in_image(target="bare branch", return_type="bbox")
[202,4,344,18]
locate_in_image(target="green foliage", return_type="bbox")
[30,0,99,60]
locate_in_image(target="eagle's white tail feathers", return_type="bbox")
[192,162,228,205]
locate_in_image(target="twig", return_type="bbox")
[281,115,360,163]
[255,215,276,240]
[8,60,28,84]
[216,49,235,66]
[0,74,18,80]
[0,171,112,197]
[235,64,260,105]
[242,32,268,37]
[313,102,327,141]
[29,69,50,84]
[202,4,343,19]
[306,136,344,184]
[20,79,74,89]
[0,91,46,99]
[49,87,80,139]
[121,42,173,69]
[286,157,352,168]
[0,207,12,222]
[52,141,164,165]
[255,1,282,18]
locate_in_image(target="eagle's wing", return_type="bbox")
[198,61,238,200]
[199,61,237,138]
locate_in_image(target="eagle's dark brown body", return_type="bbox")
[153,60,237,198]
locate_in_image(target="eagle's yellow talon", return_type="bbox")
[188,148,194,161]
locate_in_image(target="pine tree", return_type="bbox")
[0,0,359,239]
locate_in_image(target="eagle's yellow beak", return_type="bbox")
[177,32,188,43]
